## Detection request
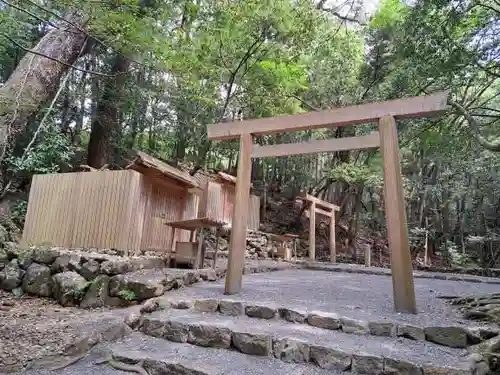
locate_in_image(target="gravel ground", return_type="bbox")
[166,268,500,327]
[147,309,468,369]
[0,290,132,373]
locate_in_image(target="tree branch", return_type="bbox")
[449,98,500,152]
[0,0,71,32]
[316,1,366,25]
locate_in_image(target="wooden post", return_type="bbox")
[379,115,417,314]
[329,214,336,263]
[309,202,316,260]
[225,133,253,294]
[293,239,297,261]
[213,228,220,269]
[365,246,371,267]
[196,230,204,269]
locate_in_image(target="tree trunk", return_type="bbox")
[0,13,88,172]
[87,55,131,168]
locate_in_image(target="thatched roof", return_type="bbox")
[127,151,198,188]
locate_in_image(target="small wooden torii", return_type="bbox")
[297,192,340,262]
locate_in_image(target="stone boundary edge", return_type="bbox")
[299,262,500,285]
[150,297,497,350]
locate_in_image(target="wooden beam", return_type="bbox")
[300,193,340,212]
[251,133,380,158]
[379,115,417,314]
[329,214,336,263]
[208,91,449,140]
[309,201,316,261]
[224,133,253,295]
[315,207,333,217]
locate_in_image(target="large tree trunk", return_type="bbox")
[87,55,131,168]
[0,13,88,171]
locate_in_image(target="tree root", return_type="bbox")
[96,355,149,375]
[49,353,87,371]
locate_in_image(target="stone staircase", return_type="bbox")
[109,296,489,375]
[17,295,494,375]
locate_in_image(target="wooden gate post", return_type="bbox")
[329,214,336,263]
[379,115,417,314]
[225,133,253,294]
[309,201,316,260]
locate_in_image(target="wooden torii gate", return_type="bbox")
[297,192,340,262]
[207,91,449,314]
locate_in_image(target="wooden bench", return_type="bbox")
[165,217,226,269]
[267,233,299,261]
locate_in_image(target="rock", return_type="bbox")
[351,353,384,374]
[140,298,160,314]
[422,365,470,375]
[368,321,396,337]
[273,338,310,363]
[397,325,426,341]
[17,249,34,269]
[384,358,423,375]
[424,327,468,348]
[101,259,133,275]
[167,269,200,286]
[193,299,219,313]
[141,317,166,338]
[232,332,272,356]
[187,324,231,348]
[163,321,189,343]
[0,224,8,244]
[51,254,71,273]
[22,263,52,297]
[181,271,200,285]
[79,259,100,280]
[33,247,59,264]
[163,275,177,292]
[309,345,351,370]
[0,248,8,266]
[109,269,166,302]
[51,271,88,306]
[0,259,24,290]
[124,311,142,330]
[278,307,307,323]
[467,354,490,375]
[307,312,341,330]
[171,300,193,309]
[4,242,19,259]
[80,275,110,308]
[68,254,83,273]
[219,300,244,316]
[11,287,23,298]
[245,305,276,319]
[199,268,217,281]
[340,317,370,335]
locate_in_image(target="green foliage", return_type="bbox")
[369,0,407,29]
[6,124,76,176]
[327,163,383,189]
[118,289,137,301]
[73,281,92,301]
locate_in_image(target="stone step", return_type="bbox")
[110,332,341,375]
[19,332,343,375]
[138,308,480,374]
[155,296,498,349]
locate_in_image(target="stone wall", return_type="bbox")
[0,243,209,308]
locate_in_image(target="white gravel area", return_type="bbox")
[165,268,500,327]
